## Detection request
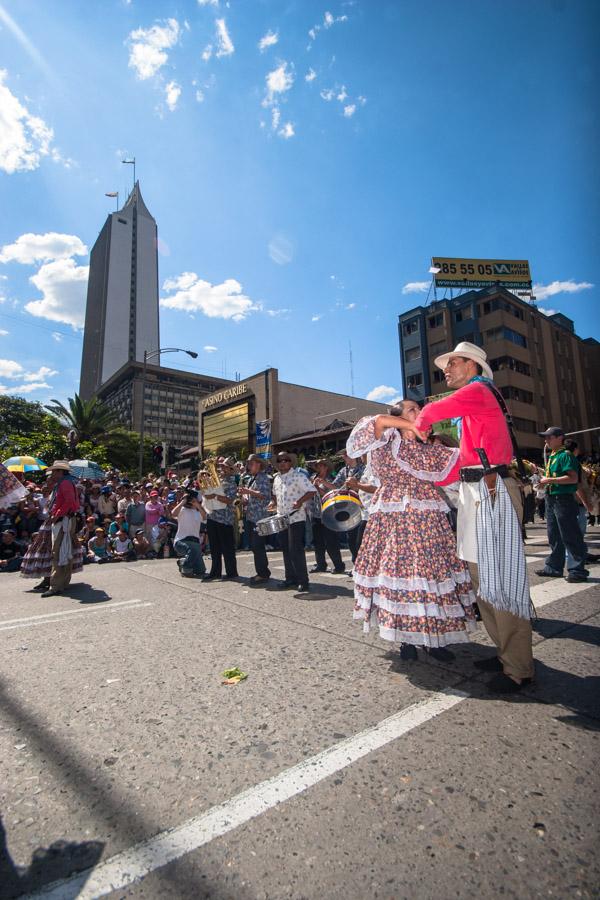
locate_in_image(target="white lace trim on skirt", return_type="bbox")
[354,587,476,618]
[353,568,470,595]
[353,608,477,646]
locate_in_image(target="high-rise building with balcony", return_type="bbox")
[398,285,600,457]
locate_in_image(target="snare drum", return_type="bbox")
[321,490,362,532]
[255,514,290,537]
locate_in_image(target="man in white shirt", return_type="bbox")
[271,452,317,594]
[172,490,206,578]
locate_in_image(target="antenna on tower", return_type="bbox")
[349,340,355,396]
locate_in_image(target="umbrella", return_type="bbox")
[68,459,106,479]
[2,455,47,473]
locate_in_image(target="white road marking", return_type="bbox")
[531,564,599,610]
[26,689,467,900]
[0,599,151,632]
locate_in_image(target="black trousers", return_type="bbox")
[279,521,309,586]
[312,519,344,570]
[248,522,271,577]
[207,519,238,577]
[347,520,366,563]
[545,494,587,576]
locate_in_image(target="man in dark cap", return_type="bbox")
[536,427,588,583]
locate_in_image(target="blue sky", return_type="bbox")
[0,0,598,407]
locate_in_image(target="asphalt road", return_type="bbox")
[0,523,598,900]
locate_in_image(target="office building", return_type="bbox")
[199,368,389,459]
[97,361,232,449]
[398,285,600,457]
[80,182,160,399]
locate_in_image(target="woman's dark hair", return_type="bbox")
[390,399,422,417]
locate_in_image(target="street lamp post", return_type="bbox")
[138,347,199,479]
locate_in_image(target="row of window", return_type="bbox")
[490,356,531,376]
[500,385,534,405]
[485,326,527,348]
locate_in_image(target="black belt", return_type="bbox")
[180,535,200,543]
[459,465,509,483]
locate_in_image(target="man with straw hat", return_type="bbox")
[396,342,534,694]
[238,454,272,583]
[42,460,80,597]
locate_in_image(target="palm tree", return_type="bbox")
[45,394,119,445]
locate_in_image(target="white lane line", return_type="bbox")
[525,554,546,562]
[531,564,600,610]
[0,600,151,632]
[26,689,467,900]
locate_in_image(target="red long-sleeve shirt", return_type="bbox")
[415,381,512,486]
[52,478,79,518]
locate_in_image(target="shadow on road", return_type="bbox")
[59,585,111,604]
[0,679,249,899]
[0,815,103,899]
[533,617,600,646]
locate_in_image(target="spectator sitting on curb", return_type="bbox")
[0,528,25,572]
[87,528,112,564]
[111,527,136,562]
[132,529,155,559]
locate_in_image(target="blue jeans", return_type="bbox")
[565,504,588,569]
[174,537,205,576]
[545,494,587,576]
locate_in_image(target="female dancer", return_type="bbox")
[347,401,476,661]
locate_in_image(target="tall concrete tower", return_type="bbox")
[79,182,160,399]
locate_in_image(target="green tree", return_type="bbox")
[1,414,68,466]
[0,396,46,436]
[45,394,119,444]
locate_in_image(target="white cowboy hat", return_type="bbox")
[49,459,72,472]
[434,341,494,381]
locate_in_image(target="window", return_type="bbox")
[512,417,537,434]
[485,327,527,348]
[407,372,423,387]
[454,307,472,323]
[430,340,447,356]
[433,370,445,383]
[500,386,534,404]
[428,313,443,328]
[403,320,419,336]
[117,217,127,225]
[404,345,422,363]
[489,356,531,376]
[481,301,492,315]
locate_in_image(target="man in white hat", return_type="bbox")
[408,342,534,694]
[43,460,79,597]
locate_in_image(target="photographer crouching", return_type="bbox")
[172,489,207,578]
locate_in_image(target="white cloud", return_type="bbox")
[0,381,51,395]
[161,272,258,321]
[343,103,356,117]
[0,359,23,378]
[305,68,317,82]
[0,69,54,174]
[310,11,348,41]
[0,329,8,336]
[278,121,295,139]
[51,331,62,342]
[324,11,335,28]
[264,308,290,317]
[539,307,559,317]
[127,18,180,80]
[358,95,367,106]
[366,385,399,402]
[0,232,87,265]
[346,302,356,310]
[195,89,205,103]
[264,61,294,105]
[201,44,213,61]
[402,281,429,294]
[198,0,218,5]
[337,87,347,102]
[215,18,234,57]
[25,257,89,327]
[533,280,593,301]
[271,106,281,131]
[311,314,322,322]
[259,30,278,52]
[203,345,218,352]
[268,235,294,265]
[320,88,335,101]
[165,80,181,111]
[22,365,58,382]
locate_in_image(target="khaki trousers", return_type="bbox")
[467,477,534,682]
[50,517,76,591]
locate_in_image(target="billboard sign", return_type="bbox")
[432,257,532,290]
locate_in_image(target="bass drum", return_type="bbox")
[321,490,362,532]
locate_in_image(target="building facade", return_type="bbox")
[97,361,232,449]
[398,285,600,457]
[80,182,160,399]
[199,368,389,460]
